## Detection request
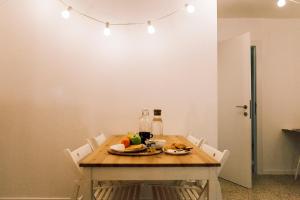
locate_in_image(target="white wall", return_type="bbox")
[0,0,217,197]
[218,19,300,175]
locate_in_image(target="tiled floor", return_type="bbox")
[221,175,300,200]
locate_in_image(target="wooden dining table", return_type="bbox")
[79,135,222,200]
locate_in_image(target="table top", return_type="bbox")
[282,129,300,134]
[79,135,220,167]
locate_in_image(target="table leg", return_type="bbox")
[208,168,220,200]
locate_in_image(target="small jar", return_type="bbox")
[152,109,163,136]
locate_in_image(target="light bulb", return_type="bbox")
[104,22,111,36]
[61,6,72,19]
[185,4,195,13]
[277,0,287,7]
[147,21,156,34]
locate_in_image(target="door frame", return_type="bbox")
[251,45,257,174]
[251,40,263,175]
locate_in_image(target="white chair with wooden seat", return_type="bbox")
[64,143,94,200]
[186,134,205,147]
[87,133,106,151]
[65,143,140,200]
[152,144,230,200]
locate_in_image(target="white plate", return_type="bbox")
[164,149,190,155]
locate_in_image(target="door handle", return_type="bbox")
[236,105,248,109]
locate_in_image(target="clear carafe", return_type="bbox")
[152,109,163,136]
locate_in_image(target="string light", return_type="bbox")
[147,21,156,34]
[61,6,72,19]
[185,4,195,13]
[277,0,287,7]
[277,0,300,7]
[103,22,111,36]
[58,0,199,36]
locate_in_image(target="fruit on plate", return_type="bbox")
[120,137,131,148]
[127,132,135,139]
[130,134,142,145]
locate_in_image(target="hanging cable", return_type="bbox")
[58,0,195,26]
[289,0,300,4]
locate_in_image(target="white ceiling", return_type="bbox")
[218,0,300,18]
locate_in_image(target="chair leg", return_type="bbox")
[216,181,223,200]
[198,184,208,200]
[295,156,300,180]
[72,181,81,200]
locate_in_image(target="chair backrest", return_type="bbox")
[87,133,106,151]
[186,134,205,147]
[201,144,230,176]
[64,143,93,175]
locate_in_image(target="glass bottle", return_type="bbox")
[152,109,163,136]
[139,109,151,135]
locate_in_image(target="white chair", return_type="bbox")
[152,144,230,200]
[186,134,206,147]
[65,142,140,200]
[201,144,230,176]
[64,143,94,200]
[295,155,300,180]
[87,133,106,151]
[197,144,230,200]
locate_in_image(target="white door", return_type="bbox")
[218,33,252,188]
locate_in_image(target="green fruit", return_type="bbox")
[127,132,135,139]
[130,134,141,145]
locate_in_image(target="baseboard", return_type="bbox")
[0,197,71,200]
[262,169,295,175]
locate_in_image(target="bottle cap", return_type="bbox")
[154,109,162,116]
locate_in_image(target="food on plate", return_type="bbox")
[120,132,141,147]
[163,143,193,151]
[125,144,144,151]
[145,139,166,149]
[125,132,142,145]
[175,143,186,149]
[147,147,157,153]
[120,137,131,148]
[110,144,126,152]
[130,134,142,145]
[110,143,145,153]
[117,133,143,153]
